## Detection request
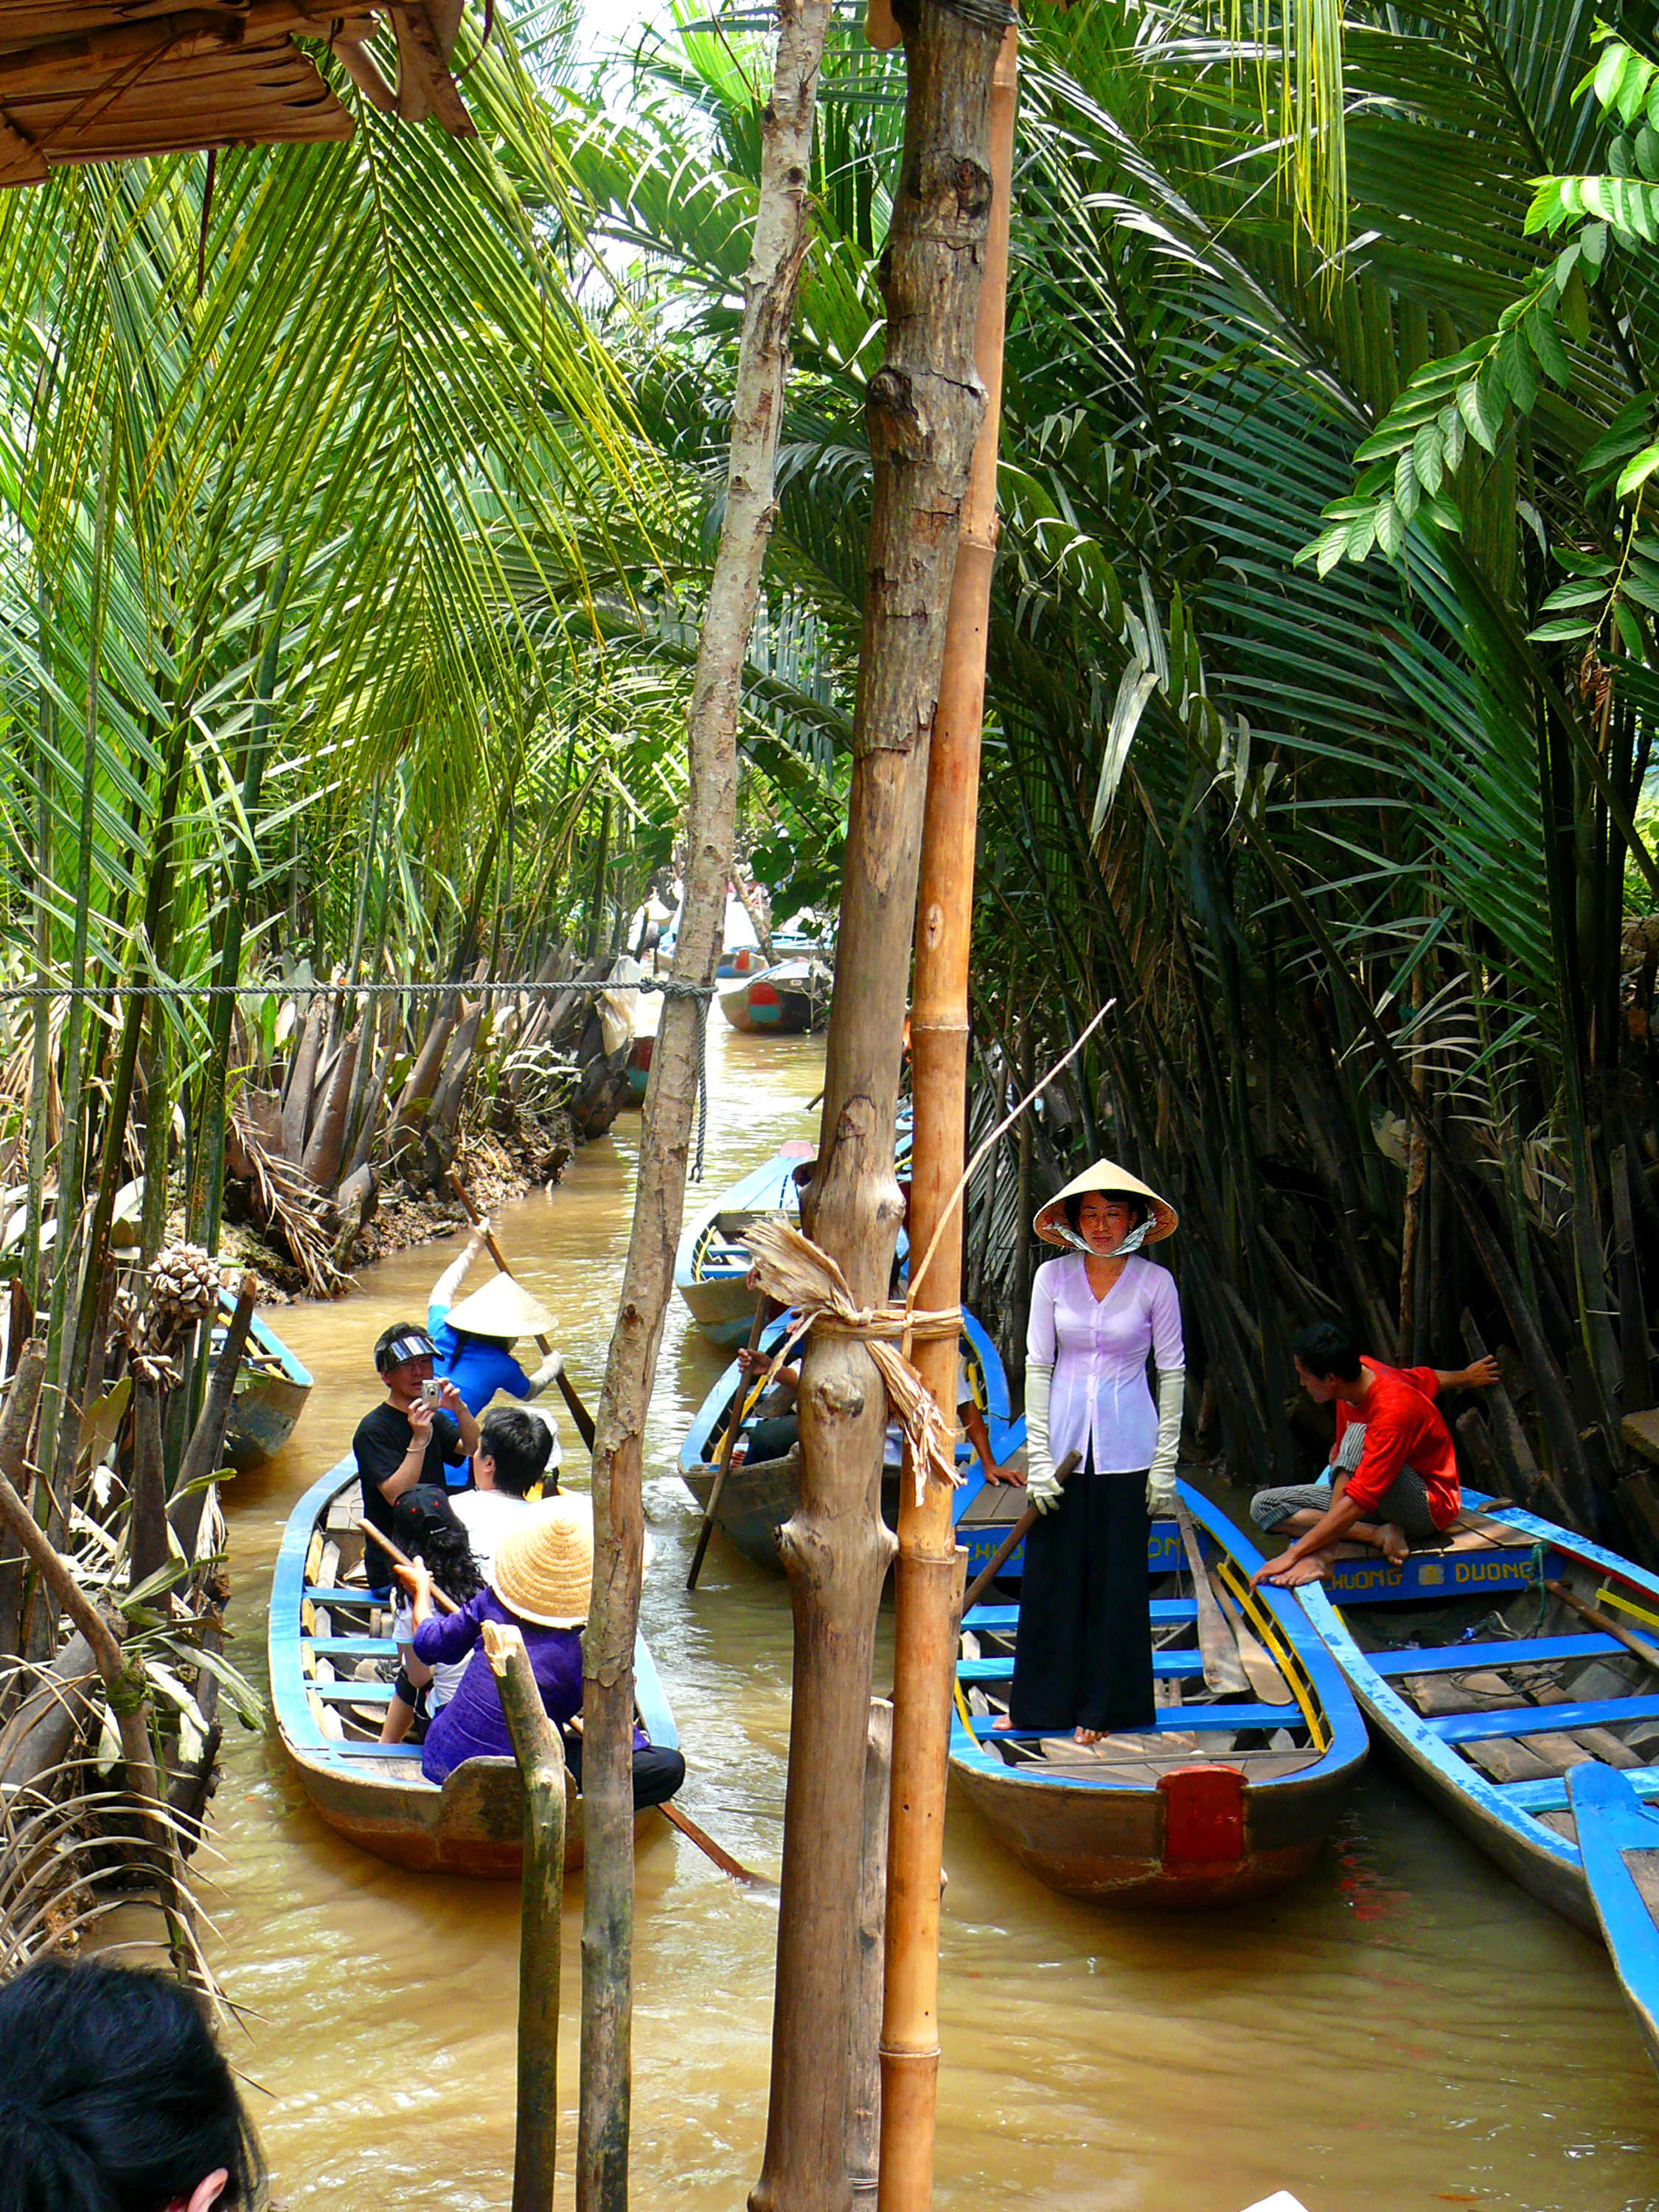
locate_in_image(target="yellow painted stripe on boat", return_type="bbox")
[1597,1585,1659,1634]
[953,1677,977,1736]
[1214,1558,1329,1753]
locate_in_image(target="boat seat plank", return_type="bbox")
[1497,1763,1659,1815]
[303,1585,381,1606]
[959,1652,1206,1684]
[961,1598,1199,1630]
[966,1703,1302,1742]
[304,1636,399,1660]
[310,1680,395,1705]
[1368,1633,1622,1677]
[1430,1694,1659,1745]
[1464,1738,1558,1784]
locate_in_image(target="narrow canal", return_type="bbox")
[214,1023,1659,2212]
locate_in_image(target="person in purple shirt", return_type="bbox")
[407,1490,684,1809]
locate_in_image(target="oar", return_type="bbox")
[1172,1495,1249,1695]
[1545,1578,1659,1675]
[959,1451,1082,1618]
[686,1300,768,1593]
[362,1526,769,1885]
[446,1169,597,1453]
[1208,1571,1294,1705]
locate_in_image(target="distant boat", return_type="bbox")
[1293,1493,1659,1930]
[718,959,832,1036]
[268,1457,678,1876]
[626,1034,654,1104]
[950,1473,1368,1907]
[220,1292,312,1470]
[1569,1759,1659,2084]
[678,1307,1014,1571]
[674,1141,818,1346]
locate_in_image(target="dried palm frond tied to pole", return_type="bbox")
[749,3,1003,2207]
[577,6,835,2208]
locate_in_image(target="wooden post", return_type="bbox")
[484,1619,569,2212]
[578,10,834,2208]
[751,9,1000,2210]
[877,20,1015,2212]
[847,1698,894,2207]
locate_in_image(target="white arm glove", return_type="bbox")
[1023,1361,1060,1513]
[525,1350,564,1397]
[1146,1368,1184,1516]
[429,1234,484,1318]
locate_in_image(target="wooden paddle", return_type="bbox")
[446,1169,597,1453]
[1172,1496,1250,1696]
[1208,1571,1293,1705]
[686,1299,768,1593]
[959,1451,1082,1618]
[1545,1578,1659,1676]
[361,1525,768,1884]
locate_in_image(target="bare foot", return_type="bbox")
[991,1714,1012,1731]
[1377,1522,1409,1566]
[1074,1726,1102,1747]
[1269,1548,1336,1587]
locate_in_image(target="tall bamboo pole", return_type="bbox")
[749,9,1000,2208]
[877,24,1015,2211]
[577,10,832,2208]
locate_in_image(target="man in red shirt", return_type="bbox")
[1249,1321,1499,1587]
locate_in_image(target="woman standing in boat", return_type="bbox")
[1004,1161,1184,1746]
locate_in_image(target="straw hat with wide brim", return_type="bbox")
[443,1271,557,1343]
[1034,1158,1178,1248]
[490,1492,594,1628]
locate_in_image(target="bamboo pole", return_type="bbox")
[483,1618,568,2212]
[751,9,1000,2207]
[875,21,1015,2211]
[579,12,833,2207]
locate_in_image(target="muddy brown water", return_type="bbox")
[213,1020,1659,2211]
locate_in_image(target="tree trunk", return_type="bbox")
[169,1272,257,1559]
[847,1698,894,2207]
[577,7,834,2208]
[751,10,998,2209]
[879,26,1015,2211]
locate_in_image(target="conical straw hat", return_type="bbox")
[1034,1158,1178,1248]
[443,1270,556,1343]
[490,1492,594,1628]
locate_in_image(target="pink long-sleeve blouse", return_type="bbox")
[1027,1251,1184,1473]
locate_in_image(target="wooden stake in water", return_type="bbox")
[483,1618,568,2212]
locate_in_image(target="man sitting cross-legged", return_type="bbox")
[1248,1321,1498,1589]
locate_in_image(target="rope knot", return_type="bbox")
[741,1214,962,1506]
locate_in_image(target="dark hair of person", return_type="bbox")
[0,1957,265,2212]
[478,1405,555,1498]
[1062,1188,1150,1236]
[392,1485,483,1605]
[1292,1319,1363,1383]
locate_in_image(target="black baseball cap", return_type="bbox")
[375,1324,437,1374]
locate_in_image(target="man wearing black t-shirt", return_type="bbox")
[353,1322,482,1596]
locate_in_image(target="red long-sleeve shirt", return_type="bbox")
[1335,1360,1459,1529]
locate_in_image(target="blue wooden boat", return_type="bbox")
[1292,1496,1659,1930]
[949,1479,1368,1906]
[675,1141,818,1347]
[1568,1759,1659,2081]
[679,1307,1016,1570]
[269,1457,678,1877]
[220,1290,313,1470]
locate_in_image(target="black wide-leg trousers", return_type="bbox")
[1007,1455,1155,1734]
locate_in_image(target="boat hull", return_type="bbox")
[683,1453,900,1570]
[1568,1761,1659,2082]
[717,961,830,1035]
[223,1299,313,1470]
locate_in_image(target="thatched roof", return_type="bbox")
[0,0,473,183]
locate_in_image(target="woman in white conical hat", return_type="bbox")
[995,1158,1185,1747]
[427,1220,566,1436]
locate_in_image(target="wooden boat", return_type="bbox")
[949,1478,1368,1906]
[1293,1495,1659,1930]
[675,1141,817,1346]
[220,1290,313,1470]
[718,959,832,1036]
[679,1308,1016,1571]
[626,1033,655,1104]
[1568,1759,1659,2081]
[269,1458,679,1876]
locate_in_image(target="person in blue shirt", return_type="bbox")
[428,1222,566,1425]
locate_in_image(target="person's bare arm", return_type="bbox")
[959,1401,1017,1484]
[380,1400,434,1506]
[1433,1357,1500,1391]
[436,1380,481,1456]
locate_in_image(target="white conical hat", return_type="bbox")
[1034,1158,1178,1248]
[443,1270,557,1343]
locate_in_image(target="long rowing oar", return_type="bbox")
[447,1169,597,1453]
[1545,1578,1659,1675]
[1208,1571,1293,1704]
[959,1450,1082,1618]
[687,1300,768,1593]
[1173,1495,1249,1695]
[362,1524,768,1885]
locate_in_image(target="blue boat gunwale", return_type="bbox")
[675,1144,816,1294]
[269,1457,678,1791]
[1294,1492,1659,1874]
[215,1287,313,1391]
[947,1478,1371,1798]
